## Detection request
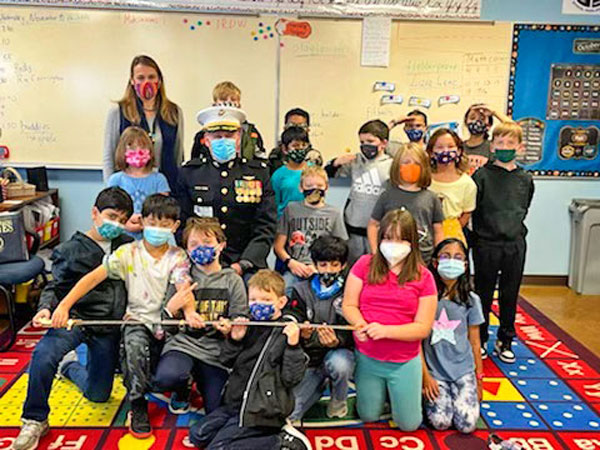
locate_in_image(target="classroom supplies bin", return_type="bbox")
[568,199,600,295]
[0,210,29,263]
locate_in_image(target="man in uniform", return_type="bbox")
[177,105,276,278]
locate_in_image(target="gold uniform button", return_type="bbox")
[221,224,227,230]
[221,187,228,195]
[221,171,228,178]
[221,206,228,213]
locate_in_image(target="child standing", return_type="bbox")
[342,209,437,431]
[271,126,311,218]
[50,194,193,437]
[107,126,170,235]
[12,187,133,450]
[155,217,247,415]
[472,122,534,364]
[464,104,510,174]
[188,270,310,450]
[368,143,444,264]
[427,129,477,243]
[274,167,348,295]
[422,238,484,434]
[288,236,355,421]
[325,120,393,266]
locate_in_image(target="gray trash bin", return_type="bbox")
[568,199,600,295]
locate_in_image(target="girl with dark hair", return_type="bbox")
[463,104,510,174]
[422,238,484,434]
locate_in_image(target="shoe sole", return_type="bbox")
[13,427,49,450]
[493,349,516,364]
[127,411,153,439]
[168,404,190,415]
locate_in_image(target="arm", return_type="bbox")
[342,273,367,328]
[491,108,511,124]
[468,325,484,401]
[174,105,184,165]
[103,106,120,182]
[367,219,380,254]
[281,323,308,388]
[421,345,440,402]
[273,233,289,263]
[458,212,471,228]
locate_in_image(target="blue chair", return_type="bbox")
[0,233,46,351]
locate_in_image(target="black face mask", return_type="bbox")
[287,146,310,163]
[319,271,342,287]
[360,144,379,160]
[303,188,326,205]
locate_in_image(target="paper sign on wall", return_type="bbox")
[361,16,391,67]
[562,0,600,15]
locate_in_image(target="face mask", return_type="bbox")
[433,150,460,165]
[379,241,411,266]
[494,149,517,163]
[311,273,343,300]
[287,146,309,163]
[360,143,379,160]
[303,188,325,205]
[189,245,217,266]
[285,122,308,130]
[134,81,159,101]
[143,226,173,247]
[210,138,237,164]
[319,271,343,287]
[399,163,422,184]
[467,119,487,136]
[249,302,275,321]
[405,129,424,142]
[125,148,152,168]
[96,219,125,240]
[437,259,466,280]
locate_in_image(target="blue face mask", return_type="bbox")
[405,129,424,142]
[143,226,173,247]
[437,259,466,280]
[96,219,125,240]
[249,302,275,321]
[311,273,343,300]
[189,245,217,266]
[210,138,237,163]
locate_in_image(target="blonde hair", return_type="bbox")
[118,55,179,126]
[492,121,523,143]
[183,217,226,248]
[213,81,241,103]
[114,126,156,171]
[248,269,285,297]
[300,166,328,187]
[390,143,432,188]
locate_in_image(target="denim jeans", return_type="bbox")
[22,328,120,422]
[289,348,355,421]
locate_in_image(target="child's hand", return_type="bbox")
[353,322,369,342]
[477,377,483,402]
[283,322,300,346]
[388,116,414,129]
[51,304,70,329]
[125,214,143,233]
[317,325,339,348]
[334,154,356,167]
[364,322,388,340]
[288,260,313,278]
[32,309,51,328]
[184,311,205,329]
[231,317,249,341]
[215,317,232,336]
[300,321,313,340]
[423,373,440,403]
[166,283,198,313]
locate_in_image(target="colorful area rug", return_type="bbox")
[0,297,599,449]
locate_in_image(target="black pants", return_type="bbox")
[121,325,164,402]
[189,405,281,450]
[473,238,526,344]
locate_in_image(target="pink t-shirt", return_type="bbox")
[350,254,437,363]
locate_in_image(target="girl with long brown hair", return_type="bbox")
[103,55,183,191]
[342,208,437,431]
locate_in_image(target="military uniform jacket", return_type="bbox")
[178,156,276,269]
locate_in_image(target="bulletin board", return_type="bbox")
[508,24,600,178]
[279,20,513,160]
[0,7,278,167]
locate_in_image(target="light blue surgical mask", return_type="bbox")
[210,138,237,163]
[437,259,466,280]
[96,219,125,240]
[143,226,173,247]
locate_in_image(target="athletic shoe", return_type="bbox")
[494,340,516,364]
[280,423,312,450]
[481,346,488,360]
[56,350,78,379]
[168,392,190,415]
[12,418,49,450]
[326,399,348,418]
[128,399,152,438]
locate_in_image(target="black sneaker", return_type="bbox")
[494,340,516,364]
[129,398,152,438]
[280,423,312,450]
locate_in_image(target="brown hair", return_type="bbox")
[182,217,226,248]
[213,81,241,103]
[118,55,179,126]
[368,209,423,286]
[248,269,285,297]
[358,119,389,141]
[426,128,469,174]
[114,126,156,171]
[300,166,328,187]
[390,143,432,188]
[492,121,523,143]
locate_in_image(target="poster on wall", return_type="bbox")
[508,24,600,178]
[563,0,600,15]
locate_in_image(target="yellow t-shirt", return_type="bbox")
[429,173,477,220]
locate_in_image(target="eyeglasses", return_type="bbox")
[438,253,467,262]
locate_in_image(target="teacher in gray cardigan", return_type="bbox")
[102,55,184,191]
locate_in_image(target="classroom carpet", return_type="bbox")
[0,298,599,450]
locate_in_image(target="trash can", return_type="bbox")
[568,199,600,295]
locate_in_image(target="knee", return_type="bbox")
[84,390,112,403]
[455,420,477,434]
[357,403,382,423]
[154,365,188,390]
[392,413,422,432]
[453,410,479,434]
[427,413,452,431]
[325,350,355,379]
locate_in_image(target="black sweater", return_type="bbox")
[472,163,534,243]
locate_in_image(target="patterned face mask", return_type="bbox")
[405,128,424,142]
[287,146,310,163]
[125,148,152,168]
[189,245,217,265]
[135,81,159,101]
[467,119,487,135]
[249,302,275,321]
[432,150,460,165]
[303,188,326,205]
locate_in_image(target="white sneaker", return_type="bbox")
[326,399,348,418]
[12,418,49,450]
[494,340,516,364]
[56,350,78,379]
[481,346,488,360]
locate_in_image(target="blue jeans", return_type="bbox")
[289,348,355,421]
[22,328,120,422]
[282,271,306,297]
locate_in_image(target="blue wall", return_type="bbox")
[12,0,600,275]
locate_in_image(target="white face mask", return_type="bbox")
[379,241,411,266]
